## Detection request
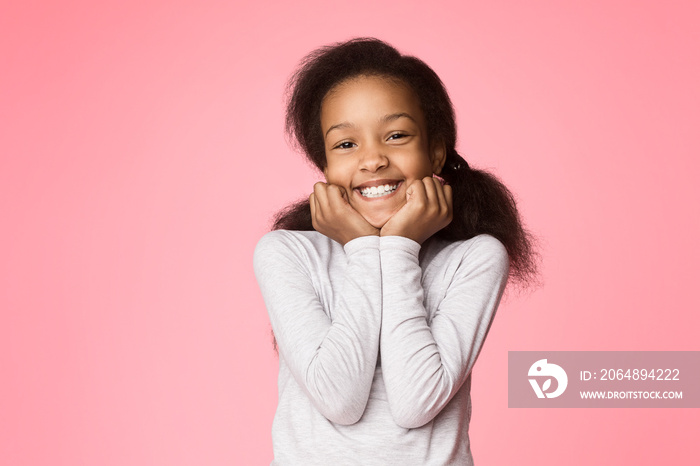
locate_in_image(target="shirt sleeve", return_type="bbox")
[253,231,382,425]
[378,234,509,429]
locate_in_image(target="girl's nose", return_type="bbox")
[359,146,388,172]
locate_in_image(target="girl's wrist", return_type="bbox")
[341,230,379,246]
[380,229,423,244]
[342,233,381,251]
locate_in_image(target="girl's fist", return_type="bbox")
[380,177,453,244]
[309,182,380,246]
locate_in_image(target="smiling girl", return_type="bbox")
[254,38,538,465]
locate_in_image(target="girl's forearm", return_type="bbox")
[378,234,509,428]
[254,231,382,425]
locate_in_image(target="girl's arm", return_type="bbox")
[253,230,381,425]
[377,178,508,428]
[379,234,509,428]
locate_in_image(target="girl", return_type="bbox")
[254,38,537,465]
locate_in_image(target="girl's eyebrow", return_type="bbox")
[325,122,356,138]
[381,112,417,124]
[325,113,417,138]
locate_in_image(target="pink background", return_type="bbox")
[2,1,699,464]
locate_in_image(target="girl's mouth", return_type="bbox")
[354,181,403,201]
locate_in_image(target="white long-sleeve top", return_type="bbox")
[253,230,509,465]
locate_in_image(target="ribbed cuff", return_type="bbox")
[379,235,421,257]
[343,234,381,255]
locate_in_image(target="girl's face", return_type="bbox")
[320,75,445,229]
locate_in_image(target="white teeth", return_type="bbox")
[360,183,398,198]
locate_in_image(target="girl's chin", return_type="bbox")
[351,198,405,230]
[359,209,400,230]
[366,217,390,229]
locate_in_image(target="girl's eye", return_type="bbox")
[334,141,356,150]
[388,133,407,141]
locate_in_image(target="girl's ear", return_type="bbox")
[430,138,447,175]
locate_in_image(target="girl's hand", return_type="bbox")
[380,177,453,244]
[310,182,380,246]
